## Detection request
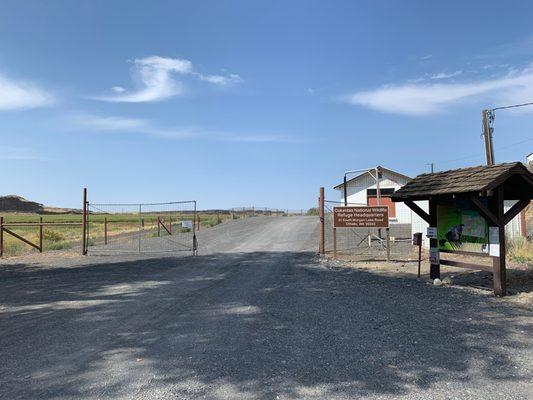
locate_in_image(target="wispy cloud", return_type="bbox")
[199,73,241,85]
[68,113,299,144]
[430,70,462,80]
[0,146,45,160]
[93,56,241,103]
[69,114,197,139]
[0,73,54,110]
[346,64,533,115]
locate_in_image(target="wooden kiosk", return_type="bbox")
[391,162,533,296]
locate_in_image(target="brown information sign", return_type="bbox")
[333,206,389,228]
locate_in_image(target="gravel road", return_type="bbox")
[0,216,531,399]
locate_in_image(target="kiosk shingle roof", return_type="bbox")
[391,162,532,201]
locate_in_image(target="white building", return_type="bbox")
[333,166,413,224]
[333,166,431,245]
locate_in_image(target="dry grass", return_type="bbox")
[507,237,533,263]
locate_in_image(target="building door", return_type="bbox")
[367,193,396,218]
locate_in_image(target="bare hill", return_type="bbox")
[0,195,81,214]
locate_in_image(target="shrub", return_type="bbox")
[307,207,319,216]
[507,237,533,263]
[42,229,66,242]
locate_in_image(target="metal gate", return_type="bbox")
[86,201,197,255]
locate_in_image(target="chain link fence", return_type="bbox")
[323,200,416,261]
[87,201,197,255]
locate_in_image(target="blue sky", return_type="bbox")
[1,1,533,209]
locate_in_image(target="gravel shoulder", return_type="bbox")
[0,216,532,399]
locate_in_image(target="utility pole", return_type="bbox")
[426,163,434,173]
[482,109,495,166]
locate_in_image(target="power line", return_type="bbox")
[433,137,533,167]
[492,101,533,111]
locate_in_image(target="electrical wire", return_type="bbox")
[433,137,533,167]
[492,101,533,111]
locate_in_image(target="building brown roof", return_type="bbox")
[391,162,533,201]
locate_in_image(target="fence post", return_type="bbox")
[333,227,337,259]
[39,217,43,253]
[157,216,161,237]
[82,188,87,255]
[0,216,3,258]
[169,215,172,235]
[104,217,108,245]
[138,204,142,253]
[386,227,390,262]
[192,201,198,256]
[319,187,325,255]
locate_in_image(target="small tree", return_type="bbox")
[306,207,319,216]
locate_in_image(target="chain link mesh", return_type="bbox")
[324,200,416,261]
[87,201,196,254]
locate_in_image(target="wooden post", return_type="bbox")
[39,217,43,253]
[429,199,440,279]
[333,227,337,259]
[104,217,108,245]
[319,187,325,254]
[386,227,390,262]
[493,186,506,296]
[0,216,3,258]
[157,217,161,237]
[418,236,422,278]
[82,188,87,255]
[169,215,172,235]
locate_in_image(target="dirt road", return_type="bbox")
[0,216,531,399]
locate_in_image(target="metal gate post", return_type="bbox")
[333,227,337,259]
[386,227,390,262]
[39,217,43,253]
[138,204,142,253]
[192,200,198,256]
[319,187,325,255]
[82,188,87,255]
[0,216,3,258]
